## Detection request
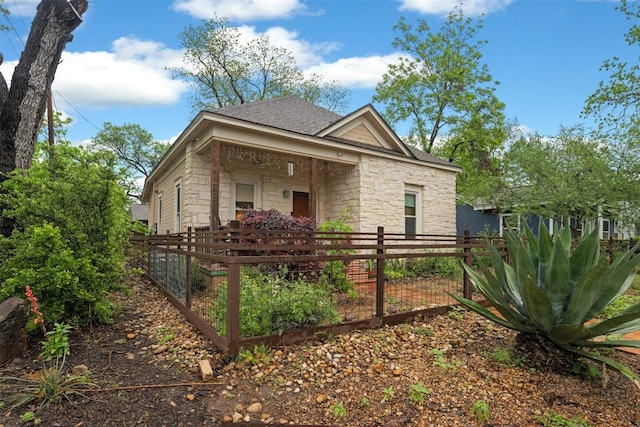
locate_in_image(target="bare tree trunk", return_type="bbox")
[0,0,88,236]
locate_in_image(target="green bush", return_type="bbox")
[211,269,340,337]
[317,214,355,294]
[0,141,130,326]
[0,224,112,325]
[407,251,462,279]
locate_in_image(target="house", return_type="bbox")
[141,96,460,236]
[129,203,149,226]
[456,198,635,239]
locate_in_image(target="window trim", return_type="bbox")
[404,186,421,239]
[499,213,520,237]
[174,181,181,232]
[232,180,260,221]
[157,193,163,234]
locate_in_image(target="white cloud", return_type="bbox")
[171,0,307,21]
[398,0,512,16]
[303,54,408,89]
[1,37,188,109]
[50,37,189,109]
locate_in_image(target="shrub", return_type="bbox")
[407,251,462,279]
[318,215,355,293]
[239,209,319,278]
[453,222,640,383]
[0,224,112,326]
[211,269,340,337]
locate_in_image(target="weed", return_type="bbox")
[447,305,466,320]
[535,409,593,427]
[114,338,126,345]
[470,400,490,423]
[155,326,175,345]
[359,397,370,407]
[572,361,601,381]
[236,344,271,366]
[408,382,430,406]
[329,401,347,418]
[484,346,526,366]
[414,326,434,336]
[20,411,40,424]
[39,323,72,362]
[381,386,395,403]
[430,348,462,373]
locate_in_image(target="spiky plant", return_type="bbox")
[452,223,640,383]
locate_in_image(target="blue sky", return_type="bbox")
[0,0,634,145]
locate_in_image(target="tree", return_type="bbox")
[496,126,640,235]
[582,0,640,196]
[0,0,88,236]
[373,8,505,157]
[91,123,171,200]
[172,15,350,113]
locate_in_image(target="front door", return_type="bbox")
[292,191,309,217]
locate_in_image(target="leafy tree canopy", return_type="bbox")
[172,15,350,114]
[373,7,506,156]
[91,122,170,201]
[496,126,640,234]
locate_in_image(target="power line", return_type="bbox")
[54,90,101,132]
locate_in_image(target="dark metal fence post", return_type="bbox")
[227,262,241,355]
[462,230,473,299]
[186,226,192,309]
[376,226,385,318]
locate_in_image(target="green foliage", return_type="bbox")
[483,345,526,367]
[0,141,129,326]
[40,323,72,362]
[236,344,271,366]
[381,386,395,403]
[535,409,593,427]
[359,397,370,407]
[448,305,467,320]
[470,400,490,423]
[408,382,430,406]
[155,326,175,346]
[384,258,413,281]
[211,270,340,337]
[430,348,462,373]
[0,224,108,325]
[329,401,346,418]
[407,252,463,279]
[452,222,640,382]
[91,122,170,200]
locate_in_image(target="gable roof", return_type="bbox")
[208,96,343,136]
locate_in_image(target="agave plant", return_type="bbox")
[453,222,640,383]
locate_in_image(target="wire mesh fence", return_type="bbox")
[130,228,506,354]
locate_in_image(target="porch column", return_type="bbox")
[210,140,220,231]
[309,157,318,220]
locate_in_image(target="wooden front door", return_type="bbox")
[292,191,310,217]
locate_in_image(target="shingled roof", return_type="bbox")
[207,96,343,136]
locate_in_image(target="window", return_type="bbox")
[235,183,255,220]
[175,181,181,232]
[602,218,611,240]
[157,194,162,234]
[404,191,418,238]
[500,214,520,236]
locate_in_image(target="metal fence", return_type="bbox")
[129,227,508,355]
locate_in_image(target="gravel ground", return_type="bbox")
[1,270,639,426]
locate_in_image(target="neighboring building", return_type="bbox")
[141,96,460,235]
[456,199,635,239]
[129,203,149,226]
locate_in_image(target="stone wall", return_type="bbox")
[0,297,28,365]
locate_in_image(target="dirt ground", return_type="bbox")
[1,270,639,427]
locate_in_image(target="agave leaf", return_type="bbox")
[522,278,553,332]
[569,347,639,382]
[561,260,609,324]
[544,233,571,323]
[549,323,592,346]
[583,248,640,320]
[587,303,640,337]
[535,222,554,290]
[450,294,536,333]
[576,339,640,349]
[568,227,600,291]
[463,263,513,311]
[504,229,532,292]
